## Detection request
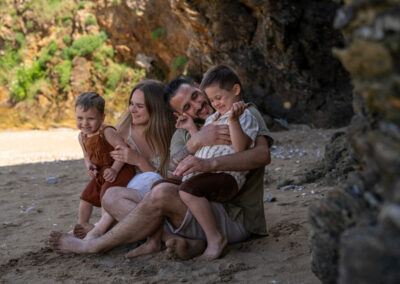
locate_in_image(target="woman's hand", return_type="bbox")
[103,168,117,182]
[110,144,142,165]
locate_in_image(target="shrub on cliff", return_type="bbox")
[61,32,108,60]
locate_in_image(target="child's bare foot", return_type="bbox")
[197,235,227,261]
[125,240,161,258]
[165,237,206,260]
[73,223,94,239]
[48,231,88,254]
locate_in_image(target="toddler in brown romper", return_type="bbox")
[73,92,135,239]
[80,125,135,207]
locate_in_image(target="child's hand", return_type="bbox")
[175,113,197,134]
[87,164,97,179]
[229,101,248,121]
[103,168,117,182]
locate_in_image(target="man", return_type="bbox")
[49,76,272,260]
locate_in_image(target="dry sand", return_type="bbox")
[0,125,341,283]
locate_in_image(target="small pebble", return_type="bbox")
[46,177,57,184]
[266,195,276,202]
[26,205,36,212]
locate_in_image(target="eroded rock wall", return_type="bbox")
[95,0,354,128]
[309,1,400,283]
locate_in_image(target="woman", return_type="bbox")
[77,79,175,240]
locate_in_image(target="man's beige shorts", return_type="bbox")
[164,202,250,243]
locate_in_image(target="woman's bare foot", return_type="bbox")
[165,237,206,260]
[48,231,89,254]
[73,223,94,239]
[125,239,162,258]
[197,235,227,261]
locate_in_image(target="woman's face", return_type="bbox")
[129,89,150,126]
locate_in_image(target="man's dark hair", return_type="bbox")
[200,64,243,96]
[75,92,105,114]
[164,74,194,112]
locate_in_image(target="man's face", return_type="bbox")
[169,83,214,121]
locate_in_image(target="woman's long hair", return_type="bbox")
[115,80,175,177]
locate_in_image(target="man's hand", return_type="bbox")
[229,101,248,121]
[175,113,197,135]
[103,168,117,182]
[187,124,231,152]
[173,155,213,177]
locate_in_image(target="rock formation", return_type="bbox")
[309,1,400,283]
[95,0,354,128]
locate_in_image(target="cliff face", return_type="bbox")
[309,1,400,283]
[95,0,354,128]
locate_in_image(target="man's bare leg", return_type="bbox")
[102,186,143,222]
[125,227,163,258]
[179,191,227,260]
[49,183,187,254]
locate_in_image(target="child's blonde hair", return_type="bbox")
[116,80,175,177]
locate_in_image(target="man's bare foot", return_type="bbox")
[73,223,94,239]
[197,235,227,261]
[48,231,89,254]
[125,240,162,258]
[165,237,206,260]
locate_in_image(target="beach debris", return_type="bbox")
[278,185,295,191]
[46,177,57,184]
[26,205,36,212]
[266,195,276,202]
[1,243,7,249]
[311,190,315,194]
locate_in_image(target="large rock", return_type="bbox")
[309,1,400,283]
[94,0,354,128]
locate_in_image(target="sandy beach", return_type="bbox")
[0,126,340,283]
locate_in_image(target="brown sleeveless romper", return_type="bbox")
[80,125,136,207]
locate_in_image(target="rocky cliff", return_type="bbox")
[309,0,400,283]
[96,0,354,128]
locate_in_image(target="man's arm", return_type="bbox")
[168,124,231,172]
[173,135,271,177]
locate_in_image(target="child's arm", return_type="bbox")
[78,133,97,179]
[228,102,258,152]
[103,127,128,182]
[175,113,198,136]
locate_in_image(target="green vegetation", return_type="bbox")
[38,41,58,68]
[150,28,166,39]
[63,35,71,45]
[0,0,147,129]
[15,32,25,46]
[78,1,86,9]
[62,32,108,60]
[106,63,128,90]
[85,14,97,26]
[172,56,188,71]
[55,60,72,90]
[0,46,22,84]
[10,61,43,103]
